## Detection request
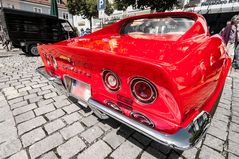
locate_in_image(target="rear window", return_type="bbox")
[121,17,195,35]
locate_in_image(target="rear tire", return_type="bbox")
[28,44,39,56]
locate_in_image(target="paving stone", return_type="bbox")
[34,103,55,116]
[62,104,80,114]
[103,129,126,149]
[39,151,58,159]
[21,127,46,147]
[62,112,82,124]
[29,96,43,103]
[118,125,135,138]
[10,100,28,110]
[199,146,225,159]
[52,95,68,102]
[0,139,22,158]
[140,147,166,159]
[7,93,21,100]
[29,132,64,158]
[60,122,85,140]
[41,85,54,90]
[44,92,57,99]
[57,136,86,159]
[28,88,41,94]
[17,116,47,135]
[97,122,112,132]
[37,89,51,96]
[8,97,23,105]
[12,103,37,116]
[15,110,35,124]
[31,83,48,89]
[110,138,142,159]
[0,99,8,107]
[44,119,66,134]
[182,147,198,159]
[18,86,32,92]
[215,107,231,116]
[228,153,239,159]
[232,115,239,124]
[9,150,28,159]
[211,119,228,131]
[207,126,228,141]
[77,140,111,159]
[45,109,65,121]
[54,99,71,108]
[24,93,37,100]
[37,99,53,107]
[230,123,239,133]
[78,108,93,117]
[0,124,18,143]
[81,126,104,143]
[150,141,172,155]
[168,151,184,159]
[132,132,151,146]
[229,131,239,144]
[81,115,99,127]
[204,134,224,152]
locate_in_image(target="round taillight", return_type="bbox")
[131,112,154,128]
[130,78,157,104]
[103,70,121,92]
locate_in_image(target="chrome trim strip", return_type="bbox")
[36,66,211,150]
[88,99,211,150]
[36,66,62,85]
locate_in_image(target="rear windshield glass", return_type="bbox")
[121,17,195,35]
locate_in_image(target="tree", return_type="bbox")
[67,0,114,31]
[114,0,178,12]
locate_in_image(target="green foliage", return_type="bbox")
[67,0,113,19]
[105,0,114,16]
[114,0,178,12]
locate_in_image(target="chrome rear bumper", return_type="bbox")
[36,66,211,150]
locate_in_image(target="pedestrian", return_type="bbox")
[233,44,239,69]
[220,20,238,61]
[80,28,85,36]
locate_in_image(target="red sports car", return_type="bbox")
[37,12,231,150]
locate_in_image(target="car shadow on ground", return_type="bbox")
[100,118,184,159]
[69,95,184,158]
[75,100,184,159]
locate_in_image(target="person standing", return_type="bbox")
[220,20,238,60]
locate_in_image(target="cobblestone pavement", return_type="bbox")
[0,48,239,159]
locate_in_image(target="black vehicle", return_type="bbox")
[0,8,77,55]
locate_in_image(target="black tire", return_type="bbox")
[28,44,39,56]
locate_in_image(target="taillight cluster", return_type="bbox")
[130,78,157,104]
[103,70,121,92]
[102,70,157,104]
[42,53,58,69]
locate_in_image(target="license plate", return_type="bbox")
[70,79,91,102]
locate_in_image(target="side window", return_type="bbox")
[61,22,73,32]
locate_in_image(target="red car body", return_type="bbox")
[37,12,231,150]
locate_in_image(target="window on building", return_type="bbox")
[63,12,69,20]
[33,7,42,13]
[57,0,62,4]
